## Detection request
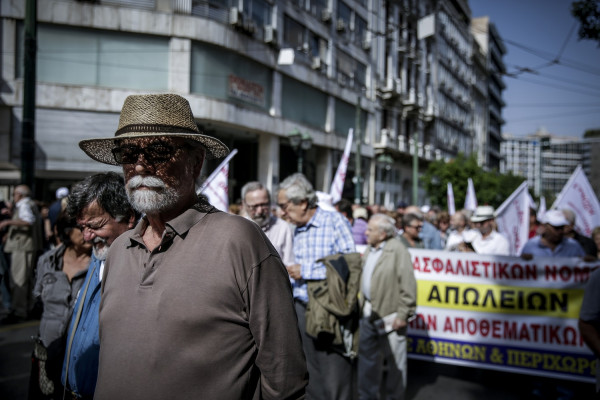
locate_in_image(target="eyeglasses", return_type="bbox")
[112,142,186,165]
[245,202,270,211]
[277,201,292,212]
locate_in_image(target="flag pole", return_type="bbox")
[198,149,238,194]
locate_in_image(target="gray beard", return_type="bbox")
[251,214,270,227]
[126,175,180,214]
[92,237,109,261]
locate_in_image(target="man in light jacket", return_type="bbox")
[358,213,417,400]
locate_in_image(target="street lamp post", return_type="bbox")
[353,95,362,205]
[288,129,313,174]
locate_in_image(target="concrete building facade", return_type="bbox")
[1,0,506,208]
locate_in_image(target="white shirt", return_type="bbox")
[472,230,510,256]
[262,216,295,267]
[361,241,386,301]
[15,197,36,224]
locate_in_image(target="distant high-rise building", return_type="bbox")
[471,16,506,171]
[501,127,600,201]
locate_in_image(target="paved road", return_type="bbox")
[0,320,595,399]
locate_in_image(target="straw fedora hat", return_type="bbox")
[79,94,229,165]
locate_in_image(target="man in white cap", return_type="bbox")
[470,205,510,256]
[78,94,307,399]
[521,209,585,257]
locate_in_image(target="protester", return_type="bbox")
[578,267,600,397]
[358,213,416,400]
[593,227,600,260]
[0,184,43,323]
[470,205,510,256]
[562,208,598,259]
[521,209,585,257]
[437,211,450,248]
[78,93,307,399]
[445,210,475,251]
[29,211,92,399]
[61,172,137,400]
[398,212,424,248]
[334,198,355,226]
[352,206,369,245]
[277,172,355,400]
[528,207,540,239]
[404,205,442,249]
[241,181,294,266]
[38,202,53,251]
[48,187,69,236]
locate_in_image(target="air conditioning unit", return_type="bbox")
[376,128,396,149]
[311,56,321,70]
[229,7,243,27]
[362,31,372,50]
[264,25,277,44]
[321,8,332,23]
[336,18,346,32]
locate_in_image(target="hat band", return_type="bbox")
[115,124,199,136]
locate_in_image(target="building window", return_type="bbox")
[191,42,272,111]
[17,23,169,90]
[337,49,366,89]
[309,0,328,18]
[281,76,327,130]
[334,97,367,137]
[337,1,351,35]
[243,0,272,27]
[283,15,328,69]
[283,15,305,50]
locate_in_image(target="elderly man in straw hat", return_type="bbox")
[78,94,307,399]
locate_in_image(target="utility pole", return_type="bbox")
[21,0,37,189]
[412,127,418,205]
[353,95,362,204]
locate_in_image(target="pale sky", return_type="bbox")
[470,0,600,138]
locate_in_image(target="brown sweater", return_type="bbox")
[95,202,307,400]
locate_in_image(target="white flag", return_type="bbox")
[537,196,546,222]
[330,128,353,203]
[527,192,537,210]
[551,165,600,236]
[199,149,238,212]
[495,181,530,256]
[447,182,455,215]
[464,178,478,211]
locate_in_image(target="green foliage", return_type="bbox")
[584,128,600,138]
[422,153,526,210]
[571,0,600,44]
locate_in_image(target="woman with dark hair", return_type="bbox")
[29,211,92,399]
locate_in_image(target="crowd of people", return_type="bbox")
[0,93,599,399]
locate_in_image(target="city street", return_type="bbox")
[0,319,594,400]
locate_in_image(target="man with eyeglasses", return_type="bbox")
[78,94,307,400]
[241,181,294,267]
[521,209,585,257]
[398,213,425,248]
[277,172,355,400]
[60,172,137,400]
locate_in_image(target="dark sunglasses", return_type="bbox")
[111,142,186,165]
